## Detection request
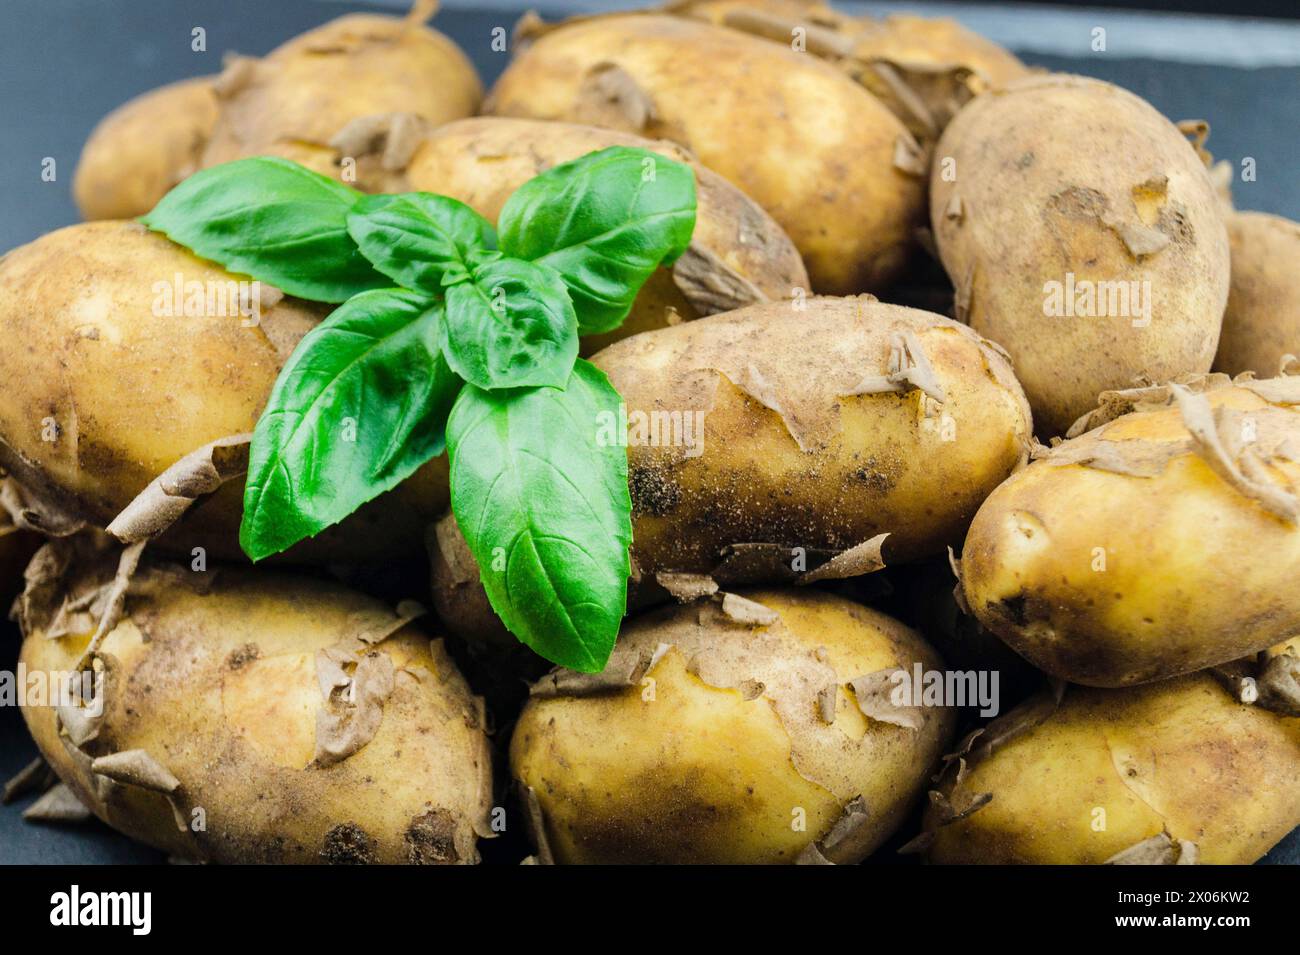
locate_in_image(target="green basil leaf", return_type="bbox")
[240,288,460,560]
[497,146,697,334]
[446,359,631,672]
[346,193,498,294]
[140,157,387,303]
[441,256,579,391]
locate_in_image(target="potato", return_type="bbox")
[201,11,481,183]
[16,540,493,864]
[73,77,219,221]
[511,588,955,864]
[669,1,1029,138]
[487,13,924,294]
[596,297,1032,577]
[0,221,447,561]
[931,74,1230,437]
[400,116,808,353]
[1213,211,1300,378]
[960,375,1300,686]
[923,675,1300,864]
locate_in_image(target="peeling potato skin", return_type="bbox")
[961,385,1300,686]
[403,116,809,354]
[200,14,481,179]
[926,675,1300,864]
[487,13,923,294]
[593,297,1033,576]
[931,74,1229,437]
[0,221,447,562]
[19,562,493,864]
[511,589,955,864]
[1213,212,1300,378]
[73,77,219,221]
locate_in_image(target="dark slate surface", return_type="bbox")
[0,0,1296,864]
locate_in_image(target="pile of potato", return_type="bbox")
[2,0,1296,865]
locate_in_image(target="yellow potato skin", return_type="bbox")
[402,116,809,354]
[592,297,1032,575]
[961,386,1300,686]
[201,13,481,176]
[487,13,923,294]
[511,589,955,864]
[931,75,1229,437]
[20,563,492,864]
[0,221,447,561]
[926,675,1300,864]
[73,77,218,221]
[1213,211,1300,378]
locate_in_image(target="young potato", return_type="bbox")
[596,297,1032,577]
[487,13,924,294]
[201,10,481,183]
[960,375,1300,686]
[923,676,1300,864]
[0,221,447,562]
[73,77,219,221]
[669,1,1029,138]
[512,589,956,864]
[17,542,493,864]
[931,74,1230,437]
[401,116,809,353]
[1213,211,1300,378]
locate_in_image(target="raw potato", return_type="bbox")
[931,74,1230,436]
[73,77,219,221]
[17,541,493,864]
[400,116,809,354]
[961,375,1300,686]
[0,221,447,562]
[669,0,1029,138]
[1213,211,1300,377]
[201,10,481,185]
[924,675,1300,864]
[487,12,924,294]
[512,589,956,864]
[595,297,1032,576]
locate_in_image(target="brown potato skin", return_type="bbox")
[73,77,218,221]
[961,383,1300,686]
[1213,211,1300,378]
[512,589,955,864]
[931,74,1229,437]
[20,561,493,864]
[487,13,923,294]
[926,676,1300,864]
[592,297,1032,575]
[402,116,809,353]
[0,221,446,562]
[201,14,481,178]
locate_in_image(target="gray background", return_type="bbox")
[1,0,1297,864]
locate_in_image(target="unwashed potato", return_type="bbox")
[17,541,493,864]
[960,374,1300,686]
[668,0,1029,139]
[924,675,1300,864]
[201,10,481,183]
[487,12,925,294]
[512,589,955,864]
[596,297,1032,576]
[401,116,809,354]
[1213,211,1300,378]
[0,221,447,562]
[931,74,1230,437]
[73,77,219,221]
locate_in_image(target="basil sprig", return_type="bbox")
[142,148,697,671]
